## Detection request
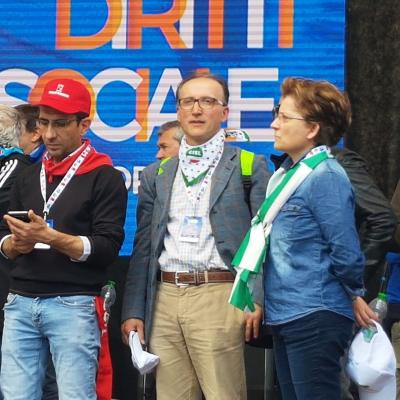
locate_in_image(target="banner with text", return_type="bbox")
[0,0,345,254]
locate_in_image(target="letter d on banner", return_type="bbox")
[56,0,122,49]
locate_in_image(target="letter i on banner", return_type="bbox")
[279,0,294,48]
[208,0,224,48]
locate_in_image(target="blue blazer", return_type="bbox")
[121,144,270,341]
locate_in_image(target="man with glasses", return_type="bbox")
[122,72,270,399]
[0,78,127,400]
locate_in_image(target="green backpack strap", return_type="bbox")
[240,149,255,208]
[157,157,172,175]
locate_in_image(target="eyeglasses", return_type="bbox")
[178,96,226,110]
[272,104,306,123]
[37,118,78,129]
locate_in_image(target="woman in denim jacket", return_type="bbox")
[264,78,369,399]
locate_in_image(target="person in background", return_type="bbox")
[259,77,367,399]
[15,104,45,163]
[0,78,127,400]
[0,105,31,215]
[155,120,182,160]
[332,147,397,400]
[332,147,396,304]
[0,105,32,400]
[122,72,270,400]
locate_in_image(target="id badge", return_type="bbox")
[179,216,202,243]
[34,219,53,250]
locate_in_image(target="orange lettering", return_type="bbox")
[208,0,224,48]
[195,68,210,75]
[279,0,294,48]
[128,0,187,49]
[135,69,149,141]
[56,0,122,49]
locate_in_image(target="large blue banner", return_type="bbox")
[0,0,345,254]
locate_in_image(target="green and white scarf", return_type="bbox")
[229,146,332,311]
[179,129,250,187]
[179,130,225,186]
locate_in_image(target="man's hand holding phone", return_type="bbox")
[3,210,46,256]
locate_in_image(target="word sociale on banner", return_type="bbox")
[0,0,301,143]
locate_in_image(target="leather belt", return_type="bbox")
[158,270,234,286]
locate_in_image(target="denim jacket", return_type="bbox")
[264,156,365,325]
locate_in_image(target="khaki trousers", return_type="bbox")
[149,282,247,400]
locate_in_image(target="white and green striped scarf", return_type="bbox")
[179,131,225,186]
[229,147,332,311]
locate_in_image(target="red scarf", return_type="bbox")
[42,140,113,183]
[95,296,113,400]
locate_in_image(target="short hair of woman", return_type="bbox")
[281,77,351,146]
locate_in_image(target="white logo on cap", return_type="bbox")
[48,84,70,99]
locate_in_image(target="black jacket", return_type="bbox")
[0,152,32,332]
[331,148,396,301]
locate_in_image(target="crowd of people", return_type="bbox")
[0,72,398,400]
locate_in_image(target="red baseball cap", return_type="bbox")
[34,78,91,115]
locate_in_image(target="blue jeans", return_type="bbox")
[271,310,353,400]
[42,356,59,400]
[0,294,100,400]
[1,334,58,400]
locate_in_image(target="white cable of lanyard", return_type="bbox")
[40,143,92,221]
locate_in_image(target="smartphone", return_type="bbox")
[7,211,30,222]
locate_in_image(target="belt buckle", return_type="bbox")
[175,271,190,287]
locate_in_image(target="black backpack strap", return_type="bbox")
[240,149,255,212]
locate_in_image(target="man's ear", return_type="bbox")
[79,118,92,135]
[220,105,229,123]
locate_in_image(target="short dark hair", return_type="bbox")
[75,112,89,124]
[176,72,229,105]
[158,120,183,143]
[281,77,351,146]
[14,104,39,133]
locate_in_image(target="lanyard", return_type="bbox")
[40,144,91,220]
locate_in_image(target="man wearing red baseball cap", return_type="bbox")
[0,78,127,400]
